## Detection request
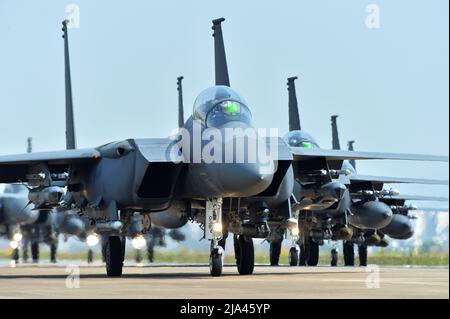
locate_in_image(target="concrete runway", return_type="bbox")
[0,264,448,299]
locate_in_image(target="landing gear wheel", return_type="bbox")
[299,243,306,266]
[121,236,126,262]
[50,243,57,263]
[236,236,254,275]
[31,242,39,263]
[209,247,223,277]
[105,236,123,277]
[12,248,19,263]
[87,249,94,264]
[343,241,355,266]
[289,247,299,266]
[358,244,368,266]
[270,241,282,266]
[306,237,319,266]
[136,250,143,264]
[331,248,338,266]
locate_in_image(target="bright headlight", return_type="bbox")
[86,234,99,247]
[132,235,146,250]
[291,227,299,237]
[9,240,19,249]
[13,233,23,242]
[212,222,222,235]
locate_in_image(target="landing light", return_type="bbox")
[13,233,23,242]
[132,235,147,250]
[290,227,299,237]
[212,222,223,236]
[9,240,19,249]
[86,234,99,247]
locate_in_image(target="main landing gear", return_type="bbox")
[105,236,123,277]
[298,236,319,266]
[234,235,254,275]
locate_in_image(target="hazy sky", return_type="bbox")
[0,0,448,203]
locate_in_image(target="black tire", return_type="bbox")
[269,241,282,266]
[12,248,19,263]
[136,250,143,263]
[306,237,319,266]
[22,240,29,263]
[237,236,254,275]
[87,249,94,264]
[105,236,123,277]
[121,236,126,262]
[31,242,39,263]
[289,247,299,266]
[299,243,307,266]
[343,241,355,266]
[331,248,338,266]
[50,243,57,263]
[209,249,223,277]
[358,244,368,266]
[147,245,154,263]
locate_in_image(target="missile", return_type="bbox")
[28,186,65,209]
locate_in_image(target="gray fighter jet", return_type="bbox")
[0,18,447,277]
[274,77,448,267]
[330,117,448,265]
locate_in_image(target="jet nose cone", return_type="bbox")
[217,163,274,197]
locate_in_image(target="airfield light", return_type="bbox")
[132,235,147,250]
[86,234,99,247]
[13,232,23,242]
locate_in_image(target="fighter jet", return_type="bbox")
[18,138,87,263]
[271,77,448,267]
[331,115,449,266]
[0,18,447,278]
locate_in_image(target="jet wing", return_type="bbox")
[348,174,449,186]
[0,148,101,183]
[388,194,449,202]
[291,147,449,162]
[0,148,101,165]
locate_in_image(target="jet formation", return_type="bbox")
[0,18,448,277]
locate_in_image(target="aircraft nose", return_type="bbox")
[217,163,274,197]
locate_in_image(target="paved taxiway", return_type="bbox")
[0,264,448,299]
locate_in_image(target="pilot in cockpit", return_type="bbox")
[192,86,253,128]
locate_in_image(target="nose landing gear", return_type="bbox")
[205,198,225,277]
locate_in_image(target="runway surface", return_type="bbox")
[0,263,448,299]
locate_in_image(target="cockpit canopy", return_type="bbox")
[193,86,252,127]
[283,130,320,148]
